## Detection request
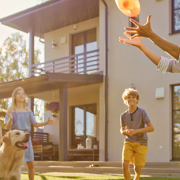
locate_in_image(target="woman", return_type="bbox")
[5,87,57,180]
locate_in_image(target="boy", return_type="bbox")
[120,88,154,180]
[119,15,180,74]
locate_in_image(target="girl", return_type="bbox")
[5,87,57,180]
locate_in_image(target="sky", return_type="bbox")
[0,0,45,62]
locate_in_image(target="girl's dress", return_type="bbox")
[5,110,37,161]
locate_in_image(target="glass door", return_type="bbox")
[172,85,180,160]
[72,29,97,74]
[71,104,97,148]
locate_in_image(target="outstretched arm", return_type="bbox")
[5,111,13,130]
[33,117,57,128]
[119,33,161,66]
[124,15,180,60]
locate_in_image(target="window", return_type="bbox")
[72,29,98,74]
[172,85,180,160]
[171,0,180,33]
[70,104,97,149]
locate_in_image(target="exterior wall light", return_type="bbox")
[52,41,57,49]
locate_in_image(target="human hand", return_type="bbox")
[124,15,153,39]
[119,32,143,48]
[47,117,58,125]
[7,111,13,120]
[123,129,130,136]
[126,129,137,136]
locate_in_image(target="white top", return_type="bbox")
[157,56,180,73]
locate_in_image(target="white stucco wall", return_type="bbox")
[43,0,180,162]
[44,17,99,62]
[99,0,180,162]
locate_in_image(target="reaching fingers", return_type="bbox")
[123,32,131,39]
[124,30,138,35]
[147,15,151,24]
[130,34,139,39]
[119,37,129,43]
[124,27,137,31]
[130,18,140,27]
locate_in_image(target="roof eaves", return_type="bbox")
[0,0,66,23]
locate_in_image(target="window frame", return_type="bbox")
[171,0,180,34]
[172,84,180,161]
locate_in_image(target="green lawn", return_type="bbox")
[21,174,180,180]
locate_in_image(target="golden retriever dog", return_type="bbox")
[0,127,29,180]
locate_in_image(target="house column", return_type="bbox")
[59,83,68,161]
[29,28,34,77]
[28,28,35,136]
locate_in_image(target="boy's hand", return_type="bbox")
[122,129,130,136]
[126,129,137,136]
[119,32,143,49]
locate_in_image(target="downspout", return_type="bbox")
[101,0,108,161]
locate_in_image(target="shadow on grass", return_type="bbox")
[36,174,85,179]
[23,174,180,180]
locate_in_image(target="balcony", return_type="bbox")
[31,49,100,76]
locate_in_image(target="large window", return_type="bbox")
[171,0,180,33]
[72,29,98,74]
[172,85,180,160]
[70,104,97,149]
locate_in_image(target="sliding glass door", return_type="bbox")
[70,104,97,148]
[72,29,97,74]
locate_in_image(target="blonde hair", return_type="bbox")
[10,87,27,109]
[122,88,139,105]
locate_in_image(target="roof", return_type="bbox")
[0,73,103,98]
[0,0,99,38]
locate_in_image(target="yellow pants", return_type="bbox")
[122,141,148,167]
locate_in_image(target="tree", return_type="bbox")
[0,32,40,83]
[0,32,41,123]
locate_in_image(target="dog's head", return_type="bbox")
[2,130,29,150]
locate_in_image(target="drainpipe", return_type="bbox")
[101,0,108,161]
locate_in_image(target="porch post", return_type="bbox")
[29,28,35,137]
[29,28,34,77]
[29,97,34,139]
[59,83,68,161]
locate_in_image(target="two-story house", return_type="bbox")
[0,0,180,162]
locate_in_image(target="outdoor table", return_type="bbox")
[68,148,99,161]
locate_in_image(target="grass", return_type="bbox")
[21,174,180,180]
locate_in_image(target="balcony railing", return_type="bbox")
[31,49,100,76]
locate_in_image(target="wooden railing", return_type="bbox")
[31,49,100,76]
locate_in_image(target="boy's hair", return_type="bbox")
[122,88,139,105]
